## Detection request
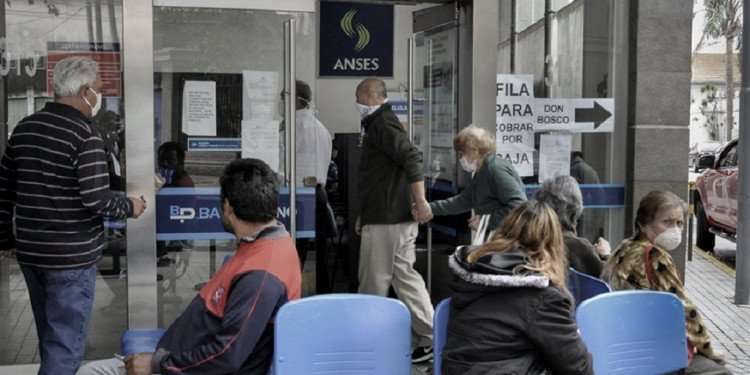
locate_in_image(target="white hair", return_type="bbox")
[52,56,99,98]
[535,175,584,232]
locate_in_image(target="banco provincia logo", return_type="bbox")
[340,9,370,52]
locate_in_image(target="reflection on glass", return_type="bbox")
[152,6,317,330]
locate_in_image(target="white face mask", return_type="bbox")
[459,156,477,173]
[83,87,102,116]
[356,103,380,119]
[653,227,683,251]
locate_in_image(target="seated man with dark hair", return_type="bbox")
[158,141,194,188]
[78,158,301,375]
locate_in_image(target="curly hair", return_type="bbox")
[467,200,568,287]
[453,124,496,156]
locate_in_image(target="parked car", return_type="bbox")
[693,138,739,251]
[689,141,722,172]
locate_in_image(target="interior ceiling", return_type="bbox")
[323,0,453,4]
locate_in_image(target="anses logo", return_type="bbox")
[340,9,370,52]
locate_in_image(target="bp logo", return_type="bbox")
[340,9,370,52]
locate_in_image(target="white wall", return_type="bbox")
[689,82,739,144]
[313,4,430,136]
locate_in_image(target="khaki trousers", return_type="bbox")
[358,221,434,348]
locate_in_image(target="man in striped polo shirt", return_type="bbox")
[0,56,146,375]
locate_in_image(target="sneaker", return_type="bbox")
[411,346,433,363]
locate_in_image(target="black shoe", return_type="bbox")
[411,346,433,363]
[157,256,174,267]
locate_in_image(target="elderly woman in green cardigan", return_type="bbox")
[535,175,611,278]
[422,124,527,239]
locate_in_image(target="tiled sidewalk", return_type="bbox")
[685,248,750,374]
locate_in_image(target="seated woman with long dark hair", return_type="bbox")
[442,200,593,374]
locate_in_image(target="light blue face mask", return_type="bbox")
[158,168,174,185]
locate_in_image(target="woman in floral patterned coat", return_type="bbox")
[601,190,731,374]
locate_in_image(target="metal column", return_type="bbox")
[735,0,750,305]
[123,0,157,328]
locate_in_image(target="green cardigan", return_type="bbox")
[563,230,610,278]
[430,154,526,231]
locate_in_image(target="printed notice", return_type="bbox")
[496,74,535,177]
[538,134,571,183]
[242,70,279,121]
[182,81,216,136]
[242,119,280,173]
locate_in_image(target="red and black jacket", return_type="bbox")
[151,223,301,374]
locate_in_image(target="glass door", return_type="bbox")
[150,4,317,334]
[410,4,459,303]
[0,0,128,366]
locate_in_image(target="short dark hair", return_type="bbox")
[296,80,312,108]
[158,141,185,164]
[220,158,278,224]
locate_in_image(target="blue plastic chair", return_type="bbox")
[433,297,451,375]
[568,267,612,307]
[121,328,166,356]
[576,290,689,375]
[273,294,412,375]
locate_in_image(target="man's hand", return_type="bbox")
[128,196,147,218]
[467,215,481,231]
[124,353,154,375]
[355,216,361,235]
[412,200,433,224]
[0,249,16,258]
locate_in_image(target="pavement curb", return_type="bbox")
[692,246,736,278]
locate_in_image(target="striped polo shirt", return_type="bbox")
[0,102,133,268]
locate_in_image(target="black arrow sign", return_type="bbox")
[575,101,611,129]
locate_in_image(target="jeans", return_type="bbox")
[21,264,97,375]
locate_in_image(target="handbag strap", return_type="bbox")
[472,214,491,246]
[644,245,655,287]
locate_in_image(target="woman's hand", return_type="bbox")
[468,215,481,231]
[709,352,727,366]
[594,237,611,256]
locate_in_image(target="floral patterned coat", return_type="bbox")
[600,238,716,360]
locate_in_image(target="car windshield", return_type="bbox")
[698,142,722,152]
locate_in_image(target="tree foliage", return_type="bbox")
[5,0,60,16]
[699,0,742,141]
[694,84,722,141]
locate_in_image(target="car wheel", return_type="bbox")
[695,198,715,252]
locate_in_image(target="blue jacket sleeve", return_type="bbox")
[156,271,285,374]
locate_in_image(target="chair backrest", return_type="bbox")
[576,290,688,375]
[273,294,412,375]
[433,297,451,375]
[568,267,612,306]
[222,254,233,265]
[121,328,167,356]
